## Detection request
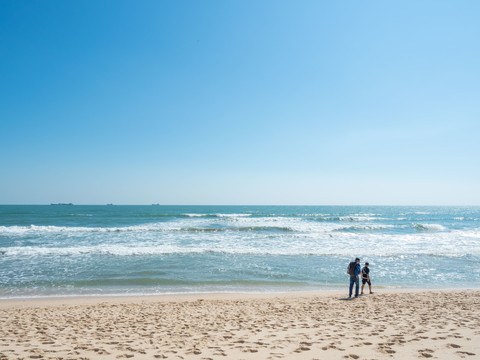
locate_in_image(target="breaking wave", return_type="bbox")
[0,224,294,236]
[413,223,447,232]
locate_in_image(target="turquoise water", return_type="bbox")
[0,205,479,298]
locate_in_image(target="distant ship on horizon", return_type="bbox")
[50,203,73,206]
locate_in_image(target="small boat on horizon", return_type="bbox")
[50,203,73,206]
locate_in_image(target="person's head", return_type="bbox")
[365,262,369,267]
[355,257,360,263]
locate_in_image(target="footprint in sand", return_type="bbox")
[456,351,476,357]
[300,341,313,346]
[447,343,461,349]
[293,346,310,353]
[322,345,338,351]
[213,350,227,356]
[267,353,285,360]
[418,349,434,358]
[378,342,396,354]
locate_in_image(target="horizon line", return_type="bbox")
[1,204,479,207]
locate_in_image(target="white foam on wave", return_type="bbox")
[2,213,479,260]
[338,216,382,221]
[451,228,480,238]
[1,245,478,258]
[0,224,163,235]
[0,223,214,238]
[335,224,395,231]
[0,245,203,257]
[215,213,252,218]
[0,219,298,236]
[228,216,342,233]
[1,227,479,258]
[182,213,252,218]
[183,214,207,217]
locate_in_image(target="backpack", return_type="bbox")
[347,261,356,276]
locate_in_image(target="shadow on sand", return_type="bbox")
[338,294,369,301]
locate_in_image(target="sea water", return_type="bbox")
[0,205,479,298]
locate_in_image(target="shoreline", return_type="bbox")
[0,289,348,308]
[0,286,479,307]
[1,289,479,359]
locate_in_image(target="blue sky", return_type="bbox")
[1,1,479,205]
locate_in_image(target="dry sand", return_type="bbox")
[0,289,479,359]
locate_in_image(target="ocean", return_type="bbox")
[0,205,479,298]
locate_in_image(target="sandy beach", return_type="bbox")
[0,289,479,360]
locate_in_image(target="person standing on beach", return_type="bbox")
[347,257,361,298]
[361,262,373,294]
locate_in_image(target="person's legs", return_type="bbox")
[361,280,365,294]
[349,276,355,297]
[355,276,359,297]
[369,281,373,294]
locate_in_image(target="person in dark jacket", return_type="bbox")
[348,257,361,298]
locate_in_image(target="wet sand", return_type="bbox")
[0,289,479,359]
